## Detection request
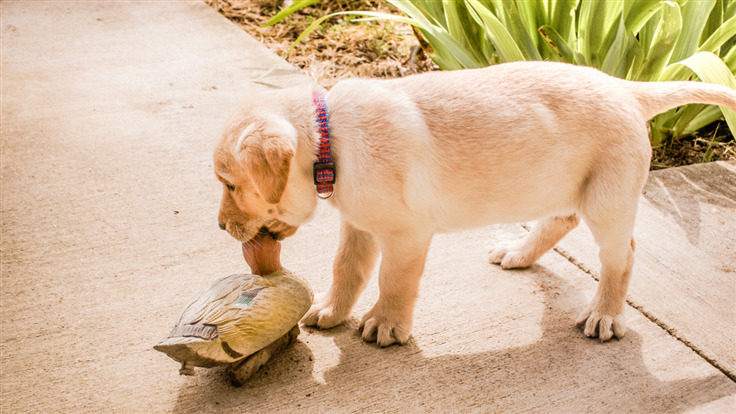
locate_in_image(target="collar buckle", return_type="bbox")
[313,161,336,185]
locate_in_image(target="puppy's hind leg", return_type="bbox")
[489,214,580,269]
[302,218,379,329]
[574,127,649,342]
[575,166,647,341]
[575,212,636,342]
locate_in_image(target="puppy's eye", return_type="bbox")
[225,182,235,192]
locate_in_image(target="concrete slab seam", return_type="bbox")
[538,228,736,383]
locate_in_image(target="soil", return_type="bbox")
[650,121,735,169]
[205,0,433,88]
[205,0,735,169]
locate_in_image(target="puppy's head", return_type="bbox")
[214,107,302,243]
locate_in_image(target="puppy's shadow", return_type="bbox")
[308,266,731,412]
[170,265,732,412]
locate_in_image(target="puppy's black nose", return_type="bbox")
[218,221,226,231]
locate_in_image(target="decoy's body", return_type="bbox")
[154,271,312,376]
[155,232,312,383]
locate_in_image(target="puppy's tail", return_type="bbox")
[631,80,736,120]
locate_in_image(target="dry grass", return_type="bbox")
[205,0,432,88]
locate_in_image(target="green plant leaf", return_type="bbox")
[697,14,736,54]
[538,24,575,63]
[636,1,683,82]
[660,52,736,86]
[261,0,320,27]
[724,44,736,74]
[655,14,736,82]
[548,0,578,44]
[443,0,487,63]
[681,105,724,136]
[670,0,716,64]
[727,0,736,19]
[443,0,469,44]
[701,0,725,52]
[387,1,439,27]
[671,103,708,138]
[388,1,484,69]
[504,0,542,60]
[623,0,663,33]
[578,0,624,66]
[514,0,542,44]
[637,7,660,58]
[601,16,640,79]
[465,0,525,62]
[412,0,445,22]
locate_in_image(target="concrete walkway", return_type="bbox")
[1,2,734,412]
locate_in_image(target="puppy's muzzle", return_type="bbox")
[218,221,226,231]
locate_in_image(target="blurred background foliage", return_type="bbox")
[253,0,736,163]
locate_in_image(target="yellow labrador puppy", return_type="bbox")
[214,61,736,347]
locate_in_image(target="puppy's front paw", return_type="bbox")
[359,303,412,347]
[488,242,534,269]
[575,306,627,342]
[302,301,349,330]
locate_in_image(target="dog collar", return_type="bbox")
[312,90,335,199]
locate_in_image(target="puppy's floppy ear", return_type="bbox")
[238,131,295,205]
